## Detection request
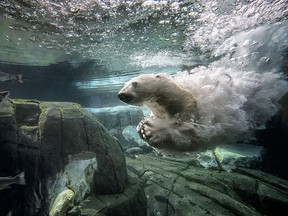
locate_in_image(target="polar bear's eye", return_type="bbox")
[155,74,162,78]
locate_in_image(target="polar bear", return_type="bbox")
[117,69,288,151]
[117,74,202,150]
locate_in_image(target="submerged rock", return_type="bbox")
[73,178,147,216]
[48,152,98,212]
[122,125,148,147]
[127,154,288,216]
[0,99,146,216]
[88,106,146,149]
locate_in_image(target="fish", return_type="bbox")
[0,71,23,83]
[0,91,10,104]
[0,171,26,191]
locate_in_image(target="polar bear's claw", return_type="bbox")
[137,117,161,145]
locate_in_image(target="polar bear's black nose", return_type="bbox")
[118,93,125,101]
[118,92,133,103]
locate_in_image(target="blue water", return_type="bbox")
[0,0,287,107]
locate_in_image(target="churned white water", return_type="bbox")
[173,68,287,141]
[171,0,288,141]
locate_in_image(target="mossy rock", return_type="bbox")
[0,99,134,215]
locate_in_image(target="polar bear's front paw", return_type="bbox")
[137,118,153,141]
[137,118,170,147]
[136,119,147,141]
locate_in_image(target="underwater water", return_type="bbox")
[1,0,288,216]
[0,0,287,106]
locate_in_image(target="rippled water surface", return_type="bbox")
[0,0,287,107]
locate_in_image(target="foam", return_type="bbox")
[172,67,288,141]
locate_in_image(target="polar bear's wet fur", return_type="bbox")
[118,69,288,150]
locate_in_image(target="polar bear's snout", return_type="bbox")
[118,92,133,103]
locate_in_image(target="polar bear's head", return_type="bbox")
[117,74,168,106]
